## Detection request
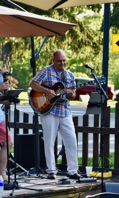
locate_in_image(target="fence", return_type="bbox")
[8,102,119,172]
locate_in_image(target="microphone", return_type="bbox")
[84,64,94,71]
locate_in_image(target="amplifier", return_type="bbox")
[16,133,46,170]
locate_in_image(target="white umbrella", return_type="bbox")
[0,5,76,76]
[13,0,119,10]
[0,5,75,38]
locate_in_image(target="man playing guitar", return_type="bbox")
[29,49,81,180]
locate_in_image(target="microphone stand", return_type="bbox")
[85,66,108,192]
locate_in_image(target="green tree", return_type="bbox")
[0,5,106,90]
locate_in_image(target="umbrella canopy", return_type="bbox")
[0,5,75,38]
[13,0,119,10]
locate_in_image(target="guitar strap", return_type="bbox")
[61,69,67,87]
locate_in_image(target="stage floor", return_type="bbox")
[3,172,102,198]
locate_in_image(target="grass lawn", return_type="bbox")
[57,153,114,168]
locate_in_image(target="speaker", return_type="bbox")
[16,133,46,170]
[105,182,119,193]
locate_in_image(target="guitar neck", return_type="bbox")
[60,76,105,94]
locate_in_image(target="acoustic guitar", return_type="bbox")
[29,76,105,114]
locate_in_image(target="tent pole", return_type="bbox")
[102,3,110,102]
[35,36,48,61]
[101,3,110,192]
[30,37,36,77]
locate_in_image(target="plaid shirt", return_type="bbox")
[33,64,76,117]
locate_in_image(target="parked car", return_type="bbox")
[75,77,115,100]
[114,90,119,101]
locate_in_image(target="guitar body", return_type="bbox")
[29,76,105,114]
[29,82,68,114]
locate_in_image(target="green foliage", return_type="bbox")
[111,69,119,90]
[1,4,119,90]
[33,8,103,75]
[110,3,119,30]
[87,4,102,13]
[12,60,33,91]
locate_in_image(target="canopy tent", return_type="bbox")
[12,0,119,10]
[0,5,75,37]
[0,5,75,75]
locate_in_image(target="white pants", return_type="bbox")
[40,114,78,175]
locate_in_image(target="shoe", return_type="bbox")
[47,173,56,179]
[67,173,81,179]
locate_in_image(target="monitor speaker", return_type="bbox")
[16,133,46,170]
